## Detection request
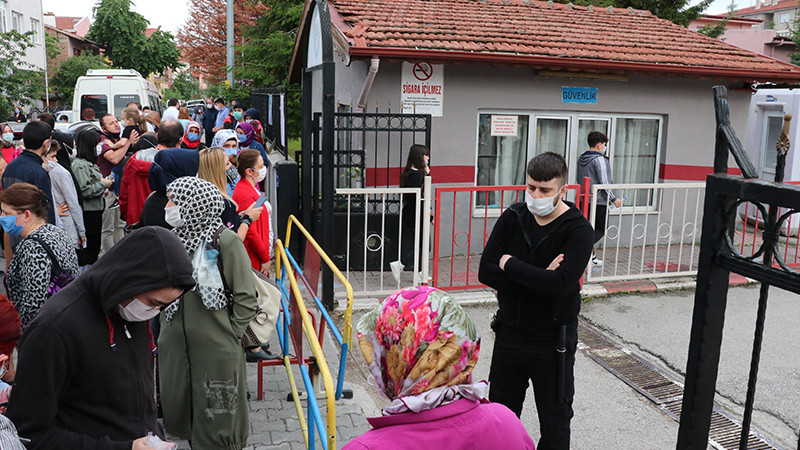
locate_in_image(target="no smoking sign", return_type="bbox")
[412,62,433,81]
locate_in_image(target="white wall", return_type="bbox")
[2,0,45,70]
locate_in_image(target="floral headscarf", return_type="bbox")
[356,286,482,414]
[164,177,226,321]
[212,129,239,157]
[236,121,256,147]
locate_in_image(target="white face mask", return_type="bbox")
[525,190,559,217]
[96,143,104,156]
[2,133,13,142]
[164,205,185,228]
[44,160,58,172]
[117,298,161,322]
[255,166,267,183]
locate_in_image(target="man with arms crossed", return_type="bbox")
[479,152,594,450]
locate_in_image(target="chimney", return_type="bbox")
[43,12,56,27]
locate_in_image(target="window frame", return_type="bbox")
[29,17,39,44]
[0,2,7,33]
[11,10,21,32]
[474,110,664,216]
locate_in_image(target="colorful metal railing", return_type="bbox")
[265,215,354,450]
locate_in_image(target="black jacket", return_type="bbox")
[7,227,195,450]
[2,150,56,224]
[478,201,593,340]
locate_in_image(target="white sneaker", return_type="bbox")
[591,256,603,267]
[390,260,404,283]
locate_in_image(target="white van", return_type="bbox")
[71,69,162,122]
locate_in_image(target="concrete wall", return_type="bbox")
[331,60,752,185]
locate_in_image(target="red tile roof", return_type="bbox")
[324,0,800,80]
[54,16,82,31]
[734,0,796,15]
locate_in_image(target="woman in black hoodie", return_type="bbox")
[6,226,195,450]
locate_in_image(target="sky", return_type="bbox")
[41,0,189,35]
[693,0,754,14]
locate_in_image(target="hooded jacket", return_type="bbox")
[119,151,155,225]
[7,227,195,450]
[576,150,618,206]
[139,148,199,228]
[478,202,593,340]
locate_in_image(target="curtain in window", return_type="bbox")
[476,114,528,207]
[613,118,658,206]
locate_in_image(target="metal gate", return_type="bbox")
[678,86,800,449]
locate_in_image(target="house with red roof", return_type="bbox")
[289,0,800,189]
[734,0,798,36]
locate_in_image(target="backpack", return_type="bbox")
[27,236,77,297]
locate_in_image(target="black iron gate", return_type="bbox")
[302,109,431,268]
[678,86,800,449]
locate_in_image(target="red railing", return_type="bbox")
[432,180,591,291]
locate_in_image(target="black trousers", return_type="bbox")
[489,326,577,450]
[592,204,608,244]
[78,210,103,266]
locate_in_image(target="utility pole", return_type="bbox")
[226,0,235,87]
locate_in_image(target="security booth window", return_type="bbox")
[476,114,529,208]
[80,95,108,121]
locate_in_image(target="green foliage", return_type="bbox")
[790,12,800,65]
[0,31,45,119]
[236,0,304,86]
[162,71,202,102]
[51,54,109,107]
[552,0,711,26]
[86,0,181,77]
[45,32,60,60]
[697,1,736,39]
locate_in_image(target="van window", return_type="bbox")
[80,95,107,120]
[114,94,140,118]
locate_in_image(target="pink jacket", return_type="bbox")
[342,399,534,449]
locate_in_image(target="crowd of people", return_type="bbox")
[0,99,278,449]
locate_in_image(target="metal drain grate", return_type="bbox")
[578,320,778,450]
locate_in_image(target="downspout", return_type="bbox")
[355,57,380,113]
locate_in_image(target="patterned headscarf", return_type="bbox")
[236,121,256,147]
[164,177,226,321]
[212,129,239,157]
[356,286,481,413]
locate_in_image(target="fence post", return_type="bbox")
[581,176,591,219]
[421,176,432,285]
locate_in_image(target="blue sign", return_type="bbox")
[562,87,598,104]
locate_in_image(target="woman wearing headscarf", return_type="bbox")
[235,121,268,166]
[179,120,206,150]
[212,129,242,195]
[138,148,199,229]
[345,286,534,449]
[143,111,161,133]
[243,108,264,146]
[158,176,257,450]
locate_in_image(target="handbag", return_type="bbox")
[27,236,76,297]
[213,226,281,349]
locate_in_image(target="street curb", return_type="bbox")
[335,275,758,312]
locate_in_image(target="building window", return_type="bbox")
[11,11,20,32]
[0,2,7,33]
[29,18,39,43]
[475,112,663,208]
[777,12,792,23]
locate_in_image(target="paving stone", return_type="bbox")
[271,430,305,444]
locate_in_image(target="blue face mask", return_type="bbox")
[237,133,247,142]
[187,132,199,142]
[0,215,23,236]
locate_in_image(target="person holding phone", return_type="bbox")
[232,149,272,276]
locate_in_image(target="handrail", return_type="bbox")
[284,214,354,349]
[276,241,337,449]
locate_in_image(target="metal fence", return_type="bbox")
[334,177,432,297]
[586,182,706,282]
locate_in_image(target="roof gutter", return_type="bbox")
[348,47,800,82]
[355,57,380,113]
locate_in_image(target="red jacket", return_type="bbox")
[119,152,154,225]
[232,180,271,270]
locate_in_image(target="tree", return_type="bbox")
[162,71,202,101]
[0,31,45,119]
[237,0,303,86]
[610,0,712,26]
[790,6,800,65]
[176,0,266,83]
[697,2,737,40]
[51,54,110,107]
[86,0,182,77]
